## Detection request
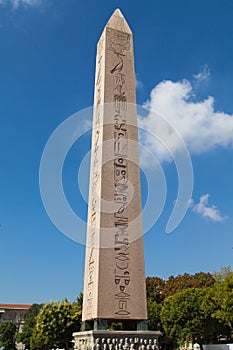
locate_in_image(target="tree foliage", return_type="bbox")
[146,277,166,303]
[147,299,162,331]
[0,321,17,350]
[207,268,233,336]
[17,269,233,349]
[161,288,207,347]
[30,299,81,350]
[17,304,42,349]
[213,266,232,282]
[146,272,215,303]
[147,270,232,348]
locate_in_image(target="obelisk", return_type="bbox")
[82,8,147,330]
[73,9,160,349]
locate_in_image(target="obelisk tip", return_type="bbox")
[106,8,132,34]
[113,8,124,17]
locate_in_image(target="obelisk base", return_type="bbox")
[72,330,161,350]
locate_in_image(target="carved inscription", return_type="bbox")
[95,35,104,125]
[106,28,131,55]
[86,34,104,319]
[108,28,131,317]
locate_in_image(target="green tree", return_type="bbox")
[0,321,17,350]
[147,299,162,331]
[160,288,209,348]
[30,299,81,350]
[17,304,42,349]
[213,266,232,282]
[146,272,216,346]
[75,292,83,310]
[209,269,233,339]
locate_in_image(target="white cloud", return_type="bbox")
[193,64,211,84]
[136,75,144,90]
[0,0,42,8]
[139,78,233,162]
[191,194,227,222]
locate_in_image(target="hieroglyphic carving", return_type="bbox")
[95,35,104,125]
[106,28,131,55]
[114,73,126,94]
[107,28,130,87]
[108,27,131,317]
[86,129,102,318]
[85,34,105,320]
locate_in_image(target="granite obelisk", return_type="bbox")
[82,9,147,331]
[73,10,160,350]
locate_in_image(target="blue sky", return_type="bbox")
[0,0,233,304]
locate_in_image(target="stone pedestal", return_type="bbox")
[73,331,161,350]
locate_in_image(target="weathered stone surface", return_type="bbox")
[73,331,160,350]
[82,9,147,326]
